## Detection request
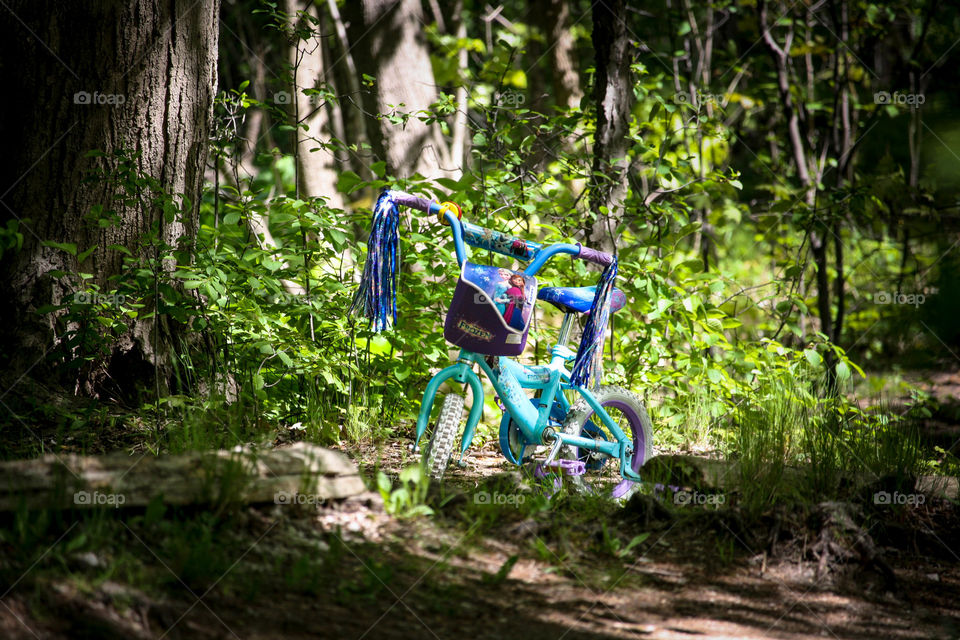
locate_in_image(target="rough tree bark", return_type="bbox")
[0,0,220,398]
[589,0,633,253]
[346,0,457,180]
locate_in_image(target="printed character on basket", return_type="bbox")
[493,268,513,315]
[504,273,527,330]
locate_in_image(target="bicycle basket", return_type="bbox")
[443,262,537,356]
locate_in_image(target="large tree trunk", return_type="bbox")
[347,0,457,180]
[0,0,219,398]
[589,0,633,253]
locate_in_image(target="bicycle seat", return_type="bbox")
[537,286,626,315]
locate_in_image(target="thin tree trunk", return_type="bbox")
[287,0,344,209]
[449,0,470,172]
[760,1,837,383]
[589,0,633,253]
[545,0,584,111]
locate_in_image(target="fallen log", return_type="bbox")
[0,442,367,510]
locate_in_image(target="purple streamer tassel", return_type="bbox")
[570,256,618,389]
[349,191,399,332]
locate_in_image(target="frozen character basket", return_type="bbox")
[443,262,538,356]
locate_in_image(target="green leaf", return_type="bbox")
[376,471,392,497]
[803,349,822,367]
[484,555,519,584]
[336,171,363,194]
[43,241,77,256]
[835,361,851,382]
[77,246,97,264]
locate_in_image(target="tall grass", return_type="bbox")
[732,374,932,513]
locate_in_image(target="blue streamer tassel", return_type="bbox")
[349,191,400,332]
[570,256,618,389]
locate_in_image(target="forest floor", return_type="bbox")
[2,432,958,640]
[1,365,959,638]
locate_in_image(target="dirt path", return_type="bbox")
[1,437,957,639]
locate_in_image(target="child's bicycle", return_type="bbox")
[350,189,654,499]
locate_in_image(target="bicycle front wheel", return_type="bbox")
[560,385,653,498]
[423,393,464,480]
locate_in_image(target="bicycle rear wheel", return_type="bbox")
[560,385,653,498]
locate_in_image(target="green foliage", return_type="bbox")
[18,0,953,489]
[377,464,434,518]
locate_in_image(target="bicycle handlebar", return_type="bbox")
[387,189,614,272]
[577,243,615,267]
[390,191,440,215]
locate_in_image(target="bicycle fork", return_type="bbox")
[414,355,485,459]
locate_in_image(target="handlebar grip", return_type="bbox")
[390,190,439,215]
[577,244,614,267]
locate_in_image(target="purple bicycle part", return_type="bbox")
[573,398,647,489]
[390,191,435,213]
[537,459,586,476]
[576,243,614,267]
[611,480,635,500]
[532,463,563,498]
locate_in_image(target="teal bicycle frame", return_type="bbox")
[411,205,642,482]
